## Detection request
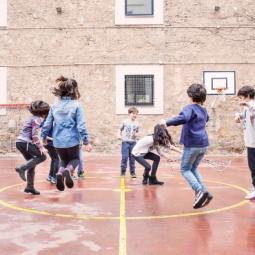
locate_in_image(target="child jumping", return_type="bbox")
[132,123,180,185]
[41,76,92,191]
[118,107,139,177]
[235,85,255,200]
[166,83,213,209]
[15,100,50,195]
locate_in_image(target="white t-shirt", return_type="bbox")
[132,135,161,157]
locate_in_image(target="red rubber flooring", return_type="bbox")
[0,154,254,255]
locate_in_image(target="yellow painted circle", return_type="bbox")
[0,180,249,221]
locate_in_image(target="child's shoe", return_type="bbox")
[201,192,213,207]
[120,171,126,177]
[130,172,137,178]
[142,175,149,185]
[63,169,74,189]
[78,171,85,179]
[51,177,57,184]
[149,176,164,185]
[245,190,255,200]
[24,187,40,195]
[46,175,52,182]
[56,173,65,191]
[193,191,208,209]
[15,167,26,182]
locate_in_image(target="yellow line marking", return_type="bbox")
[119,177,127,255]
[0,180,250,221]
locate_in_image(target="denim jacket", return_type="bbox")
[41,97,89,148]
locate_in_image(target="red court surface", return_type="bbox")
[0,154,255,255]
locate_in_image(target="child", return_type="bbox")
[41,76,92,191]
[166,83,213,209]
[118,107,139,177]
[44,126,59,184]
[15,100,50,195]
[235,85,255,200]
[132,123,180,185]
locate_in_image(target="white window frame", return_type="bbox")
[115,0,163,25]
[116,65,163,115]
[0,67,7,115]
[0,0,7,27]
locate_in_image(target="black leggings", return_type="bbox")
[56,145,80,170]
[44,144,59,178]
[247,147,255,188]
[16,142,47,188]
[134,152,160,177]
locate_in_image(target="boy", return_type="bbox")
[235,85,255,200]
[166,83,213,209]
[118,107,139,177]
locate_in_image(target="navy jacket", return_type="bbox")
[166,104,209,147]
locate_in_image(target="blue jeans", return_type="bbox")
[121,141,136,173]
[180,147,207,193]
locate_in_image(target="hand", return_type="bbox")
[40,147,47,155]
[85,144,92,152]
[42,139,48,146]
[160,119,167,127]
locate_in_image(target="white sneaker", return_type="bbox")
[245,190,255,200]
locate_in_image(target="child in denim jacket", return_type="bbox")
[41,76,92,191]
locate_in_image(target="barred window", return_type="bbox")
[125,0,154,16]
[125,75,154,106]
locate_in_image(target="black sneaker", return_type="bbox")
[63,169,74,189]
[56,173,65,191]
[142,175,149,185]
[78,171,85,179]
[24,187,40,195]
[120,171,126,177]
[130,172,137,178]
[149,176,164,185]
[201,192,213,207]
[193,191,208,209]
[15,167,26,182]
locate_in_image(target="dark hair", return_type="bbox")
[128,107,139,114]
[153,124,175,147]
[28,100,50,117]
[52,76,80,99]
[237,85,255,99]
[187,83,207,104]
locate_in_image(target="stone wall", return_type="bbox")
[1,0,255,153]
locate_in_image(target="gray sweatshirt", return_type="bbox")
[239,100,255,148]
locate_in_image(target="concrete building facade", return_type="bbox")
[1,0,255,153]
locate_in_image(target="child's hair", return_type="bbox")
[28,100,50,117]
[237,85,255,99]
[187,83,207,104]
[128,106,139,114]
[52,76,80,99]
[153,124,175,147]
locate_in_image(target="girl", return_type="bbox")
[15,100,50,195]
[41,76,92,191]
[132,123,180,185]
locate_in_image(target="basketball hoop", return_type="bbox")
[210,87,226,109]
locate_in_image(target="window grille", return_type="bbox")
[125,75,154,106]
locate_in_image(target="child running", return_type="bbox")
[132,123,180,185]
[15,100,50,195]
[41,76,92,191]
[166,83,213,209]
[118,107,139,177]
[235,85,255,200]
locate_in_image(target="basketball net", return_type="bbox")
[210,87,226,109]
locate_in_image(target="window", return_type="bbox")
[0,0,7,27]
[125,0,154,16]
[116,65,163,115]
[115,0,163,25]
[125,75,154,105]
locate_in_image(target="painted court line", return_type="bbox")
[119,177,127,255]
